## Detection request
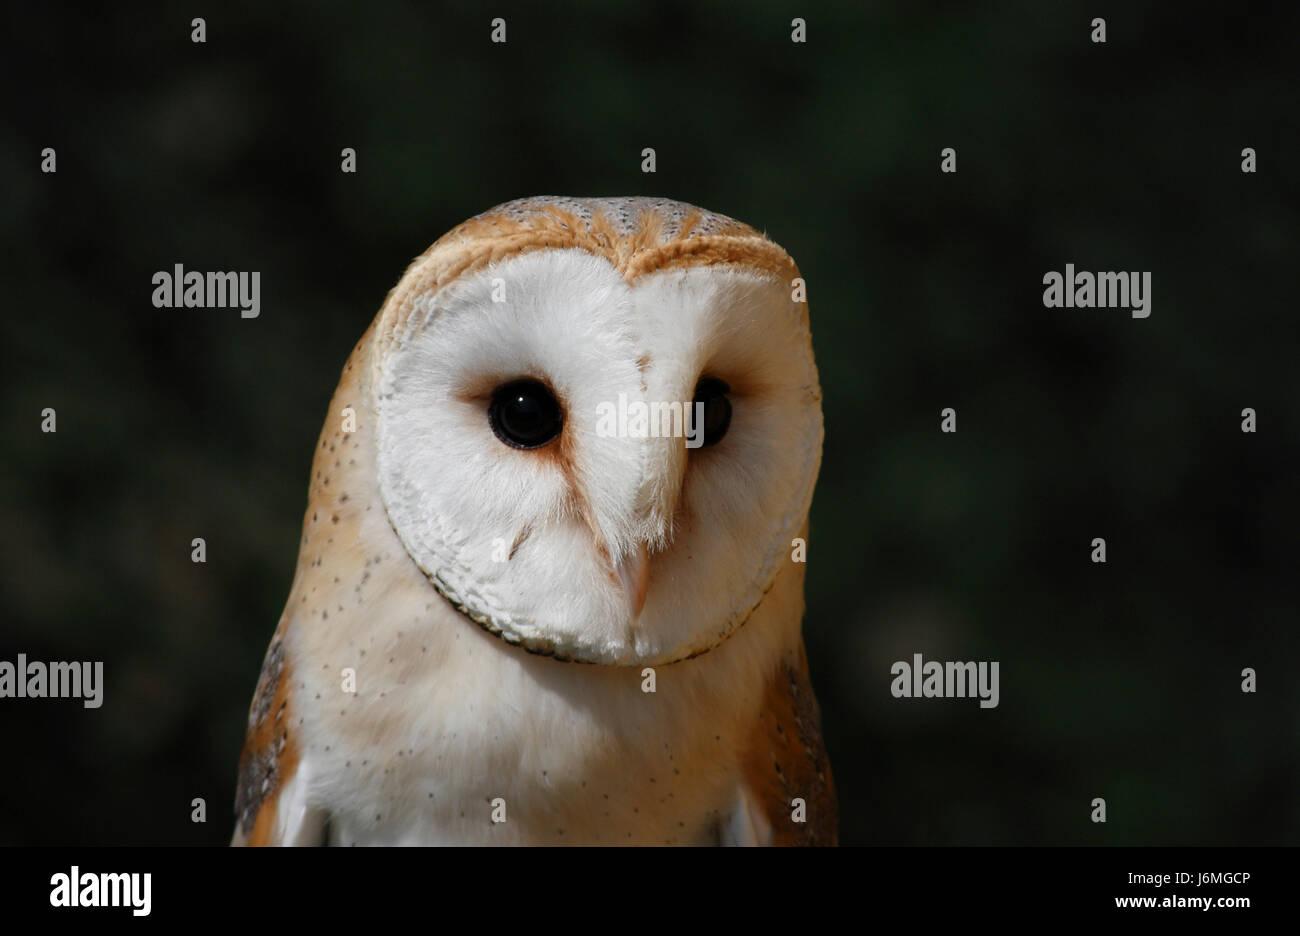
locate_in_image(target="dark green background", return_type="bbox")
[3,1,1297,845]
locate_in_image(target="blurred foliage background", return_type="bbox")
[2,0,1297,845]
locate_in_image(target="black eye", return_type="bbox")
[692,377,732,448]
[489,379,563,449]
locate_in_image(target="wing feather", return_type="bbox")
[733,639,837,845]
[231,629,325,846]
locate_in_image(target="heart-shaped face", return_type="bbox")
[373,198,822,665]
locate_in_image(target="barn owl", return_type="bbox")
[232,196,835,845]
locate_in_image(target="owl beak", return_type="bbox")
[616,542,652,620]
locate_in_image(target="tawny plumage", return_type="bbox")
[234,197,834,845]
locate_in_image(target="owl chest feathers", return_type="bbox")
[279,532,805,845]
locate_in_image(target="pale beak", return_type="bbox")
[615,543,652,620]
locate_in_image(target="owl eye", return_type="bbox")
[692,377,732,447]
[488,379,563,449]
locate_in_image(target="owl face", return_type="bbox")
[372,198,822,666]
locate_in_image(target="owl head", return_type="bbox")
[368,196,822,666]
